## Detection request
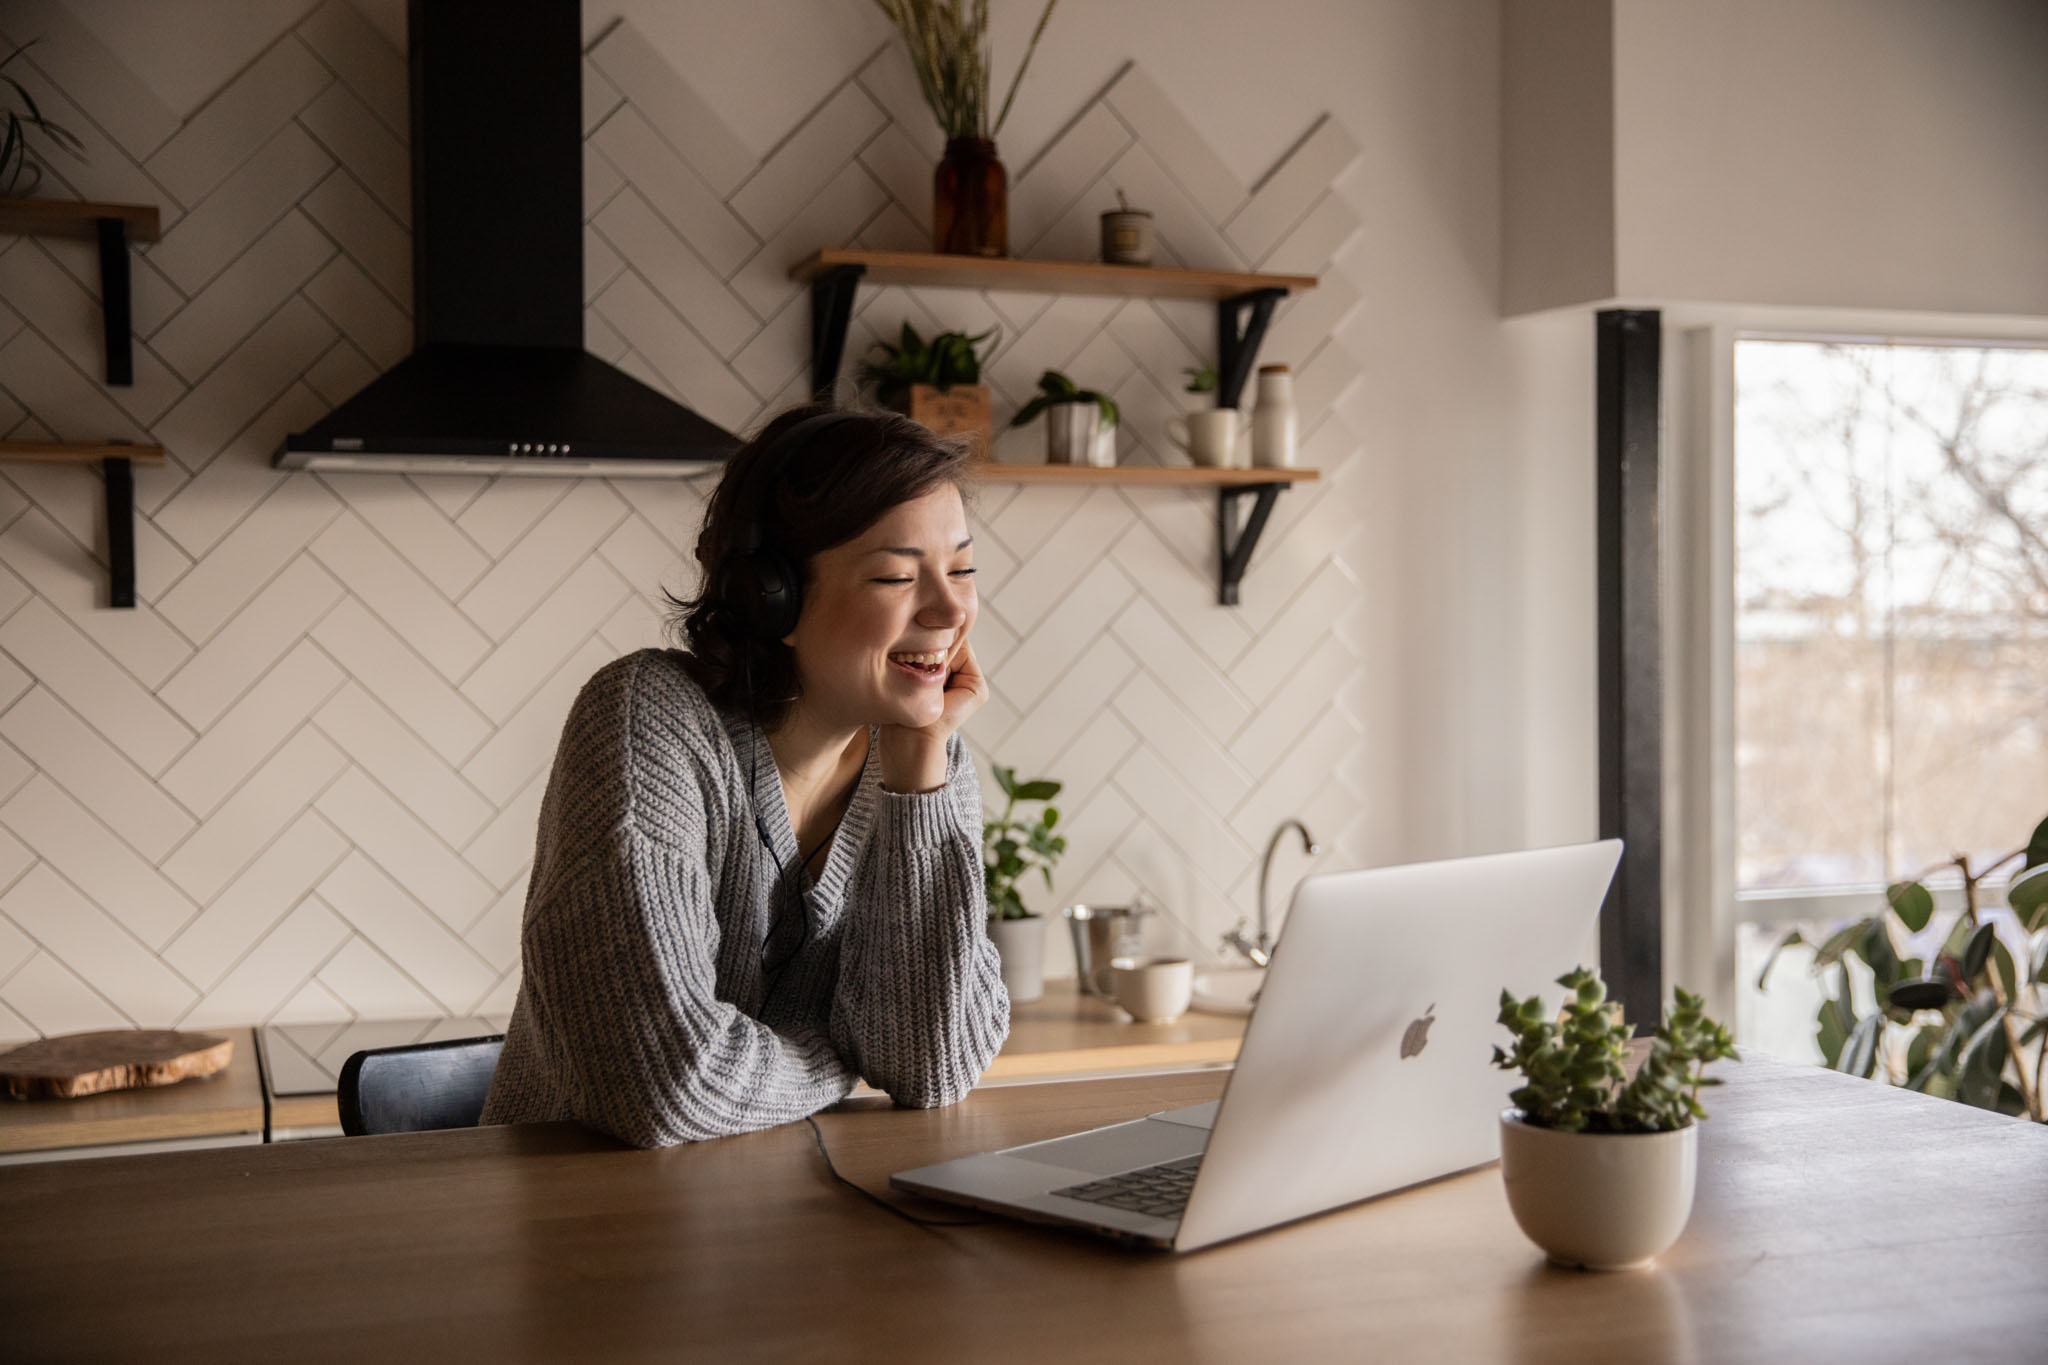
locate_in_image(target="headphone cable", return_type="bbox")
[802,1113,992,1231]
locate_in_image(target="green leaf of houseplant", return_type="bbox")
[1885,881,1935,933]
[1960,922,1997,980]
[2007,861,2048,934]
[1812,920,1872,970]
[2025,813,2048,869]
[1755,928,1805,990]
[1861,919,1901,986]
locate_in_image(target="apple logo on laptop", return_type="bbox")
[1400,1004,1436,1059]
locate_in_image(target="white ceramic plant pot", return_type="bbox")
[987,914,1046,1004]
[1498,1110,1698,1270]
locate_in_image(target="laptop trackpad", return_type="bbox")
[1009,1117,1208,1176]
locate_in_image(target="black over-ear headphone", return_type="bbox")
[722,409,866,1008]
[719,410,865,644]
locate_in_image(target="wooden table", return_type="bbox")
[265,980,1246,1133]
[3,1054,2042,1362]
[0,1029,263,1160]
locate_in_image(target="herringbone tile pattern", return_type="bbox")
[0,2,1369,1036]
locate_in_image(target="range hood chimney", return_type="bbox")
[278,0,740,476]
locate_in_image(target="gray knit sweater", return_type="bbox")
[479,648,1009,1147]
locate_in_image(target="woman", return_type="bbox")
[480,405,1008,1147]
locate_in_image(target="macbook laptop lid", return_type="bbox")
[891,840,1622,1252]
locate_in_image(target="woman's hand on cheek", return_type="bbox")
[878,638,986,792]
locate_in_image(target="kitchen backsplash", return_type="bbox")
[0,0,1369,1034]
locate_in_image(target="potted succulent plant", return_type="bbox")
[1492,967,1738,1270]
[873,0,1061,257]
[1009,369,1118,467]
[859,321,998,456]
[2,40,85,197]
[983,763,1066,1004]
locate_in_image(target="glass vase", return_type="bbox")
[933,137,1008,258]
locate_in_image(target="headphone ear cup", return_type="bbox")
[722,547,803,642]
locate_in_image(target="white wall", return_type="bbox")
[0,0,1550,1033]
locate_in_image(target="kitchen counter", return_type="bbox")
[3,978,1247,1156]
[0,1028,263,1162]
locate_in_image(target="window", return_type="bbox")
[1730,337,2048,1058]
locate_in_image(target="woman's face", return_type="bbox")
[783,483,976,732]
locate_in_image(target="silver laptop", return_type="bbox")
[892,840,1622,1252]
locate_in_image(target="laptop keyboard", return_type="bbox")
[1051,1154,1203,1219]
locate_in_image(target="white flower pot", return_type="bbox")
[1498,1110,1698,1270]
[987,914,1045,1003]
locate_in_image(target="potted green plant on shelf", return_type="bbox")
[1493,967,1738,1270]
[858,321,998,455]
[984,763,1067,1004]
[1165,364,1243,469]
[1009,369,1118,467]
[1757,812,2048,1123]
[2,40,85,198]
[873,0,1061,257]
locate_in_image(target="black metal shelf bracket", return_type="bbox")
[95,216,134,386]
[809,264,865,402]
[103,455,135,608]
[1215,287,1287,409]
[1217,482,1289,606]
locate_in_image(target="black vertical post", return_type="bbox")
[96,217,133,386]
[1596,308,1662,1030]
[104,457,136,609]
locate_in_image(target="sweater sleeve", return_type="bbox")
[828,733,1010,1107]
[517,824,858,1147]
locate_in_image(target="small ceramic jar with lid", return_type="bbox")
[1250,364,1298,469]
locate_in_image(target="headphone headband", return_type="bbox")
[719,409,864,642]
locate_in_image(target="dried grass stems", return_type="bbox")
[873,0,1059,141]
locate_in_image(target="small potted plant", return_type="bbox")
[859,321,998,455]
[1009,369,1118,467]
[983,764,1067,1004]
[1492,967,1738,1270]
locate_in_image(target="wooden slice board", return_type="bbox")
[0,1029,234,1100]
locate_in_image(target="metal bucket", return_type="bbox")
[1062,900,1155,997]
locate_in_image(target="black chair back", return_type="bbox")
[337,1035,505,1136]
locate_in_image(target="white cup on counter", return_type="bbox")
[1111,956,1194,1024]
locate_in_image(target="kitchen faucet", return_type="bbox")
[1221,818,1320,967]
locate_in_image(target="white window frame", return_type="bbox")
[1662,308,2048,1028]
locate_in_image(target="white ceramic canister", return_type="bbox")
[1250,364,1298,469]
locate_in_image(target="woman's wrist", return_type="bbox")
[878,733,949,793]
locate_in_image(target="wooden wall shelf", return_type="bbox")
[789,248,1316,302]
[795,248,1320,605]
[0,442,164,608]
[0,197,162,388]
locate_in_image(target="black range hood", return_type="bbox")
[278,0,739,476]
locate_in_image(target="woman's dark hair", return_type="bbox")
[667,403,976,731]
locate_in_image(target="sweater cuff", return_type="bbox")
[873,782,970,848]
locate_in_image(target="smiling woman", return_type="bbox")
[479,406,1009,1147]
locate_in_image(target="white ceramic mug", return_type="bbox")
[1111,956,1194,1024]
[1166,410,1242,468]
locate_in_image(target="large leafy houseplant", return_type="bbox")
[982,764,1065,920]
[1758,814,2048,1122]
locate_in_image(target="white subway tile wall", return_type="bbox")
[0,2,1370,1036]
